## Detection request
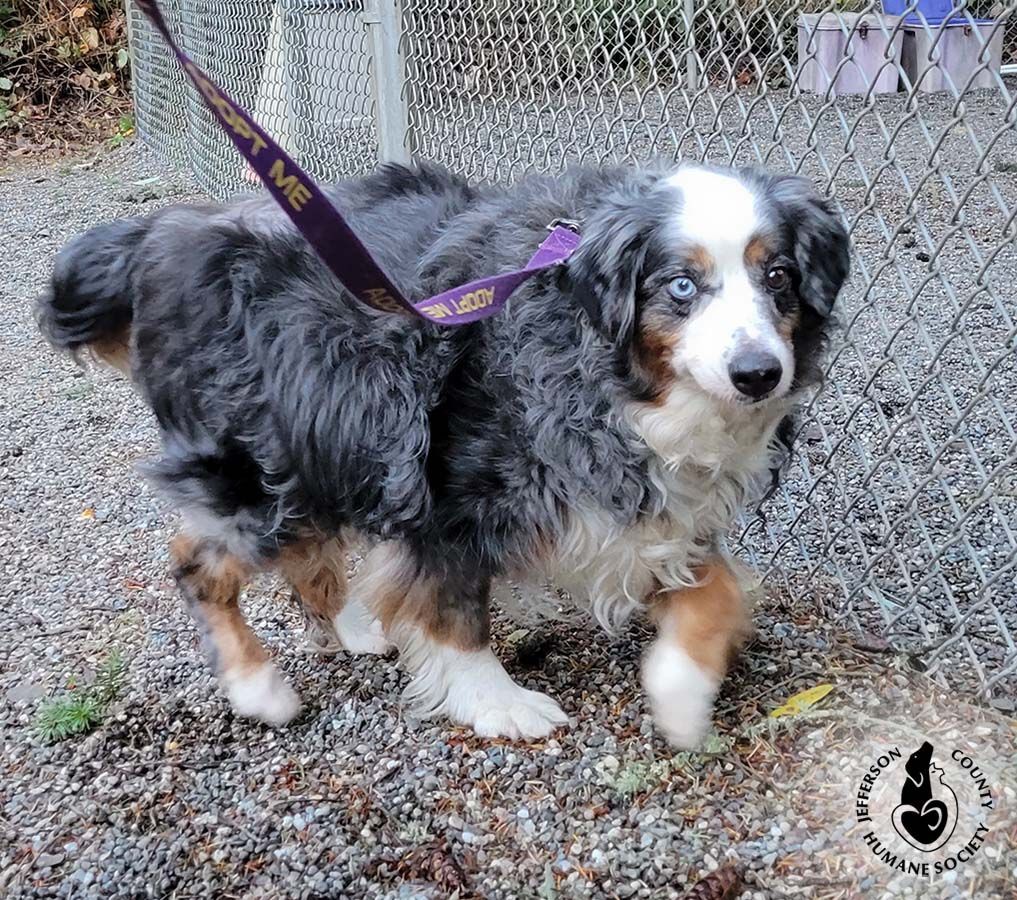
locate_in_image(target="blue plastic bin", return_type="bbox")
[882,0,958,24]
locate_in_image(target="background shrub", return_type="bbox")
[0,0,130,139]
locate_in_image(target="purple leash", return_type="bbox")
[132,0,580,326]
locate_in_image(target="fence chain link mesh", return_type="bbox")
[126,0,1017,703]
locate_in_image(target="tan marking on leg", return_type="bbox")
[198,602,271,676]
[381,571,487,651]
[355,542,490,651]
[357,543,420,632]
[355,543,565,738]
[277,538,347,649]
[642,559,752,747]
[170,534,266,676]
[655,559,751,678]
[171,533,300,723]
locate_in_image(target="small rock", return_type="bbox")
[598,754,620,773]
[6,681,46,703]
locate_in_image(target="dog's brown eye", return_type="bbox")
[765,266,791,291]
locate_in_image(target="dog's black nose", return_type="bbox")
[729,351,782,399]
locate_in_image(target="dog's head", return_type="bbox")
[564,164,850,406]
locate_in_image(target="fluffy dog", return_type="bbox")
[37,161,849,746]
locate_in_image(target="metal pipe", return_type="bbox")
[684,0,697,91]
[364,0,411,164]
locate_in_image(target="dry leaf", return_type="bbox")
[81,27,100,51]
[71,4,91,18]
[769,683,833,719]
[683,864,745,900]
[365,840,469,894]
[80,507,95,519]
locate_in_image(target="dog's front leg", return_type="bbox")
[641,559,751,748]
[357,542,569,740]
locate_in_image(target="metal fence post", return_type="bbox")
[364,0,411,164]
[684,0,697,91]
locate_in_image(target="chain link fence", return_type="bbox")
[125,0,1017,704]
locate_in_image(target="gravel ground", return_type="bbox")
[1,145,1015,899]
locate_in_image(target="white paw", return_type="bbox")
[641,638,719,749]
[333,598,393,656]
[222,662,301,726]
[469,685,570,740]
[404,644,568,740]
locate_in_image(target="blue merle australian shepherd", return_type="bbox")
[37,161,849,747]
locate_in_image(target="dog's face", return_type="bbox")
[566,164,850,406]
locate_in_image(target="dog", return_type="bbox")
[37,161,849,746]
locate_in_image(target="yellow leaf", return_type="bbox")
[769,683,834,719]
[81,27,100,51]
[80,507,95,519]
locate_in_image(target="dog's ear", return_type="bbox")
[769,175,851,318]
[560,187,651,344]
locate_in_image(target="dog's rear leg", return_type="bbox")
[360,542,568,740]
[641,558,751,748]
[278,538,345,654]
[171,534,301,726]
[277,538,391,656]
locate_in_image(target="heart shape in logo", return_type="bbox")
[892,793,957,852]
[895,800,946,839]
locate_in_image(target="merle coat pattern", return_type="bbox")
[38,162,849,742]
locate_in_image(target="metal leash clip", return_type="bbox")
[547,218,581,234]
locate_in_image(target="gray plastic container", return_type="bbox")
[901,19,1004,93]
[797,13,903,95]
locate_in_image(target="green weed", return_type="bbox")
[106,113,134,148]
[35,649,127,743]
[597,732,736,800]
[63,379,95,400]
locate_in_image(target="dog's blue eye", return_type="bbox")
[668,276,698,301]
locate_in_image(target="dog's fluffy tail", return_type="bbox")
[36,216,152,373]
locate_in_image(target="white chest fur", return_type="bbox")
[531,385,788,631]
